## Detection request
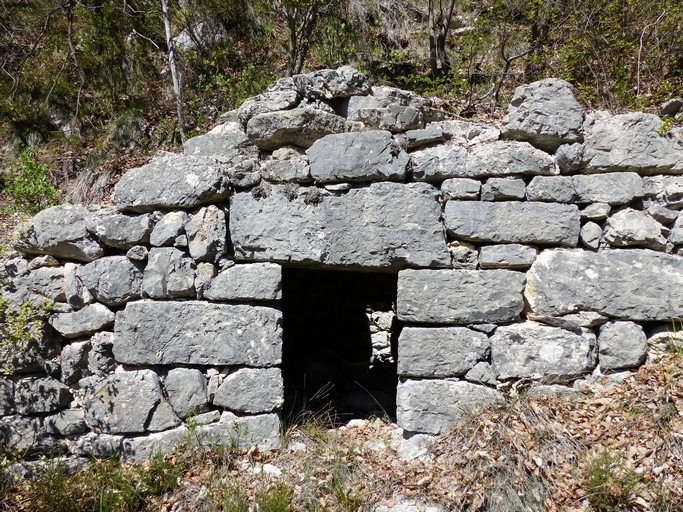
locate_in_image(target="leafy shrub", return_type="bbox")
[2,149,58,215]
[584,449,640,511]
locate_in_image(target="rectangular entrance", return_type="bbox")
[281,268,399,426]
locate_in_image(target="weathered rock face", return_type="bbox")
[113,301,282,366]
[491,322,597,381]
[397,269,525,324]
[112,152,231,212]
[230,182,450,270]
[444,201,580,246]
[396,380,502,435]
[5,68,683,460]
[526,249,683,321]
[581,113,683,174]
[397,327,489,377]
[15,205,104,262]
[307,131,409,183]
[502,78,584,152]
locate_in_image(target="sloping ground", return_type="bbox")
[6,349,682,511]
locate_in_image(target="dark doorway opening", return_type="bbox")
[282,268,399,426]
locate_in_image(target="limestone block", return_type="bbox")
[261,146,311,183]
[396,379,502,435]
[478,244,537,270]
[66,432,122,458]
[212,368,284,414]
[480,178,526,201]
[581,113,683,174]
[406,126,447,149]
[183,122,253,158]
[491,322,597,381]
[82,370,168,434]
[598,321,647,370]
[581,203,611,221]
[14,205,103,262]
[143,248,196,298]
[237,87,300,124]
[246,108,359,151]
[44,409,88,436]
[647,205,679,225]
[28,267,65,301]
[0,379,14,415]
[88,332,115,375]
[397,269,525,324]
[355,104,423,132]
[440,178,480,200]
[164,368,208,419]
[205,263,282,301]
[556,142,584,173]
[445,201,580,246]
[0,416,54,454]
[411,143,468,182]
[397,327,489,377]
[186,205,227,263]
[150,211,188,247]
[525,249,683,321]
[465,141,556,178]
[642,175,683,210]
[293,66,371,100]
[465,362,497,386]
[580,222,602,250]
[231,182,450,270]
[603,209,667,250]
[526,176,575,203]
[50,303,115,339]
[572,173,643,205]
[113,301,282,366]
[89,213,152,249]
[77,256,143,307]
[14,377,72,414]
[670,216,683,245]
[502,78,584,152]
[112,152,231,212]
[307,131,408,183]
[60,340,91,384]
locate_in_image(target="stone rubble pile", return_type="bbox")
[2,66,683,458]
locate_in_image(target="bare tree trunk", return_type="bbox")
[161,0,186,142]
[428,0,438,76]
[281,0,322,77]
[428,0,457,77]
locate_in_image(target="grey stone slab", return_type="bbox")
[411,143,468,182]
[647,205,679,225]
[89,213,152,249]
[205,263,282,301]
[111,152,231,212]
[572,173,643,205]
[150,211,188,247]
[603,208,667,250]
[406,126,447,149]
[642,175,683,210]
[465,141,556,178]
[581,203,611,221]
[44,409,88,436]
[293,66,371,100]
[261,146,311,183]
[581,113,683,174]
[502,78,584,152]
[491,322,597,381]
[66,432,122,458]
[0,379,13,415]
[76,256,143,307]
[465,362,497,386]
[397,326,489,377]
[143,248,196,298]
[183,122,253,158]
[50,303,115,339]
[212,368,284,413]
[28,267,65,301]
[231,182,450,270]
[81,370,165,434]
[598,321,647,370]
[580,222,602,250]
[355,104,423,132]
[113,300,282,366]
[445,201,580,246]
[480,178,525,201]
[397,269,525,324]
[307,131,408,183]
[60,340,90,384]
[525,249,683,321]
[186,205,227,263]
[164,368,208,419]
[246,108,360,151]
[0,416,54,454]
[14,377,72,414]
[440,178,480,200]
[396,379,502,435]
[14,205,103,262]
[526,176,575,203]
[670,216,683,245]
[478,244,537,269]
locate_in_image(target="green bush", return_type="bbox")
[2,148,58,215]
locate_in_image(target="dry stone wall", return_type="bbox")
[2,67,683,459]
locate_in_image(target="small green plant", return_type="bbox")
[2,148,58,215]
[659,115,676,135]
[255,482,293,512]
[668,319,683,356]
[215,482,250,512]
[0,298,54,374]
[584,449,640,511]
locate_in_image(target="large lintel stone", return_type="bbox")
[397,269,525,324]
[445,201,580,246]
[230,182,450,270]
[526,249,683,321]
[113,300,282,366]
